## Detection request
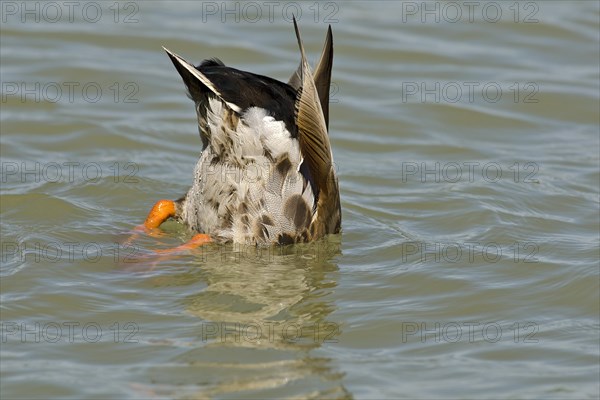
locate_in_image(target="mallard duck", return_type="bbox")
[139,19,340,247]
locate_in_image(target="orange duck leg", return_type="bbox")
[143,199,176,229]
[125,199,212,256]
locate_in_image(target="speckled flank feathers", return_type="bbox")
[163,19,340,245]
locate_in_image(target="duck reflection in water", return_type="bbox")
[134,239,349,398]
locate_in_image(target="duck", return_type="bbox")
[138,19,340,247]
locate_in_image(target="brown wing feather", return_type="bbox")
[288,25,334,130]
[312,25,333,131]
[293,18,333,194]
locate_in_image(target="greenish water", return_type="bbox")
[1,1,599,399]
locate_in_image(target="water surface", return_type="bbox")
[1,1,599,399]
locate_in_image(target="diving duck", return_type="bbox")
[139,19,340,247]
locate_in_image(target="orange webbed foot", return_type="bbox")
[121,198,211,269]
[155,233,212,255]
[122,233,212,271]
